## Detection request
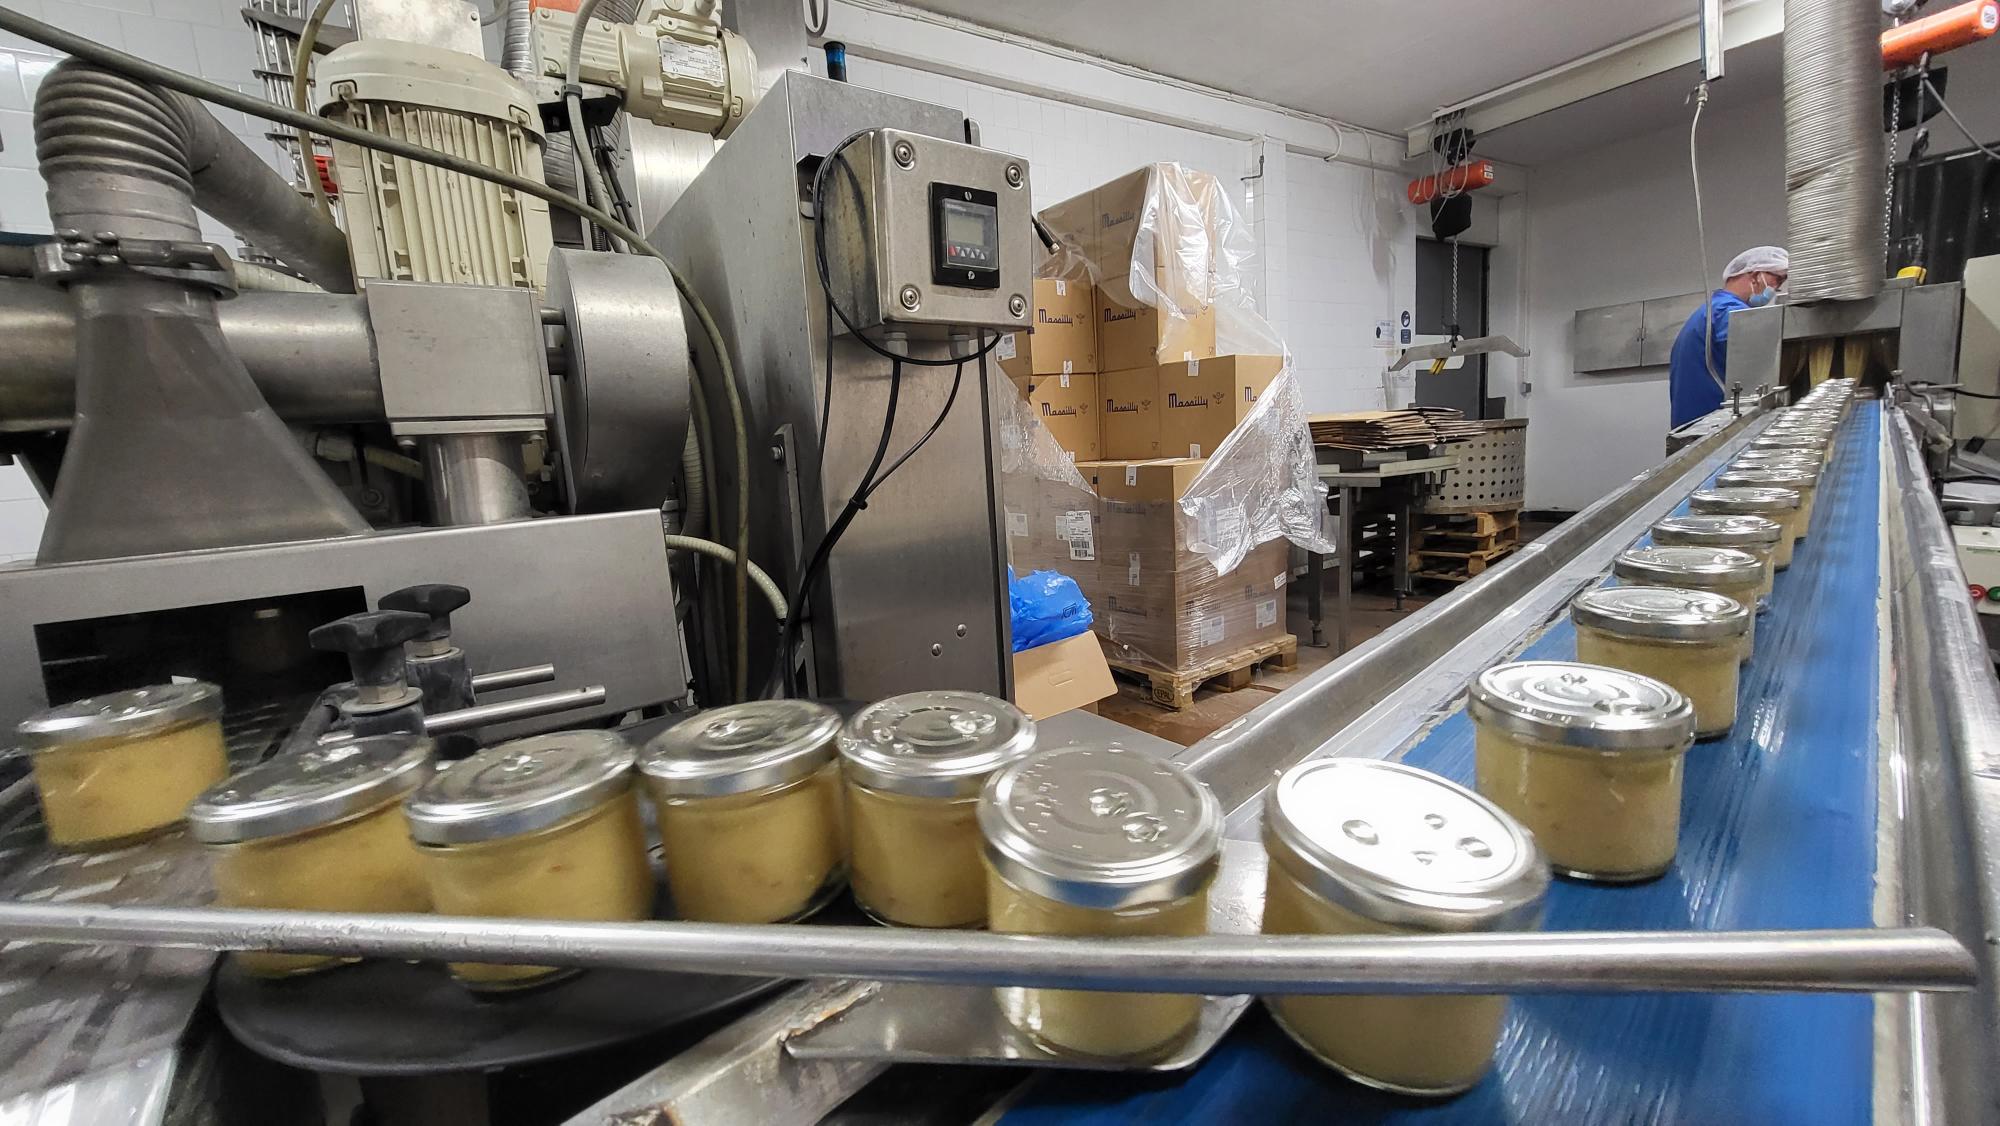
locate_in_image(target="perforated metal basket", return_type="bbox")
[1421,420,1528,514]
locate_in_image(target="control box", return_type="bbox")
[817,128,1032,339]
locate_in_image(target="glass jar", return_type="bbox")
[1689,486,1804,569]
[1717,464,1820,537]
[839,690,1037,928]
[638,700,845,924]
[17,682,229,850]
[1571,586,1750,739]
[980,742,1221,1060]
[1612,544,1765,653]
[1260,758,1548,1096]
[188,734,434,977]
[404,730,652,989]
[1470,661,1696,882]
[1649,513,1783,599]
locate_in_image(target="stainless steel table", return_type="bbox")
[1308,455,1459,653]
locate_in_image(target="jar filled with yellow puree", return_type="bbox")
[18,682,229,849]
[638,700,845,924]
[839,690,1036,928]
[1571,586,1749,739]
[1650,513,1783,600]
[980,742,1221,1061]
[1717,463,1820,537]
[1470,661,1696,882]
[404,730,652,989]
[1689,486,1804,569]
[1261,758,1548,1096]
[1613,544,1765,653]
[188,733,435,976]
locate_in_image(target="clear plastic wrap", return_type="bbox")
[999,162,1333,676]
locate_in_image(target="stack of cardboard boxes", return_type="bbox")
[999,163,1293,676]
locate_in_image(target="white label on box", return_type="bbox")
[997,333,1019,360]
[1274,572,1287,589]
[1125,466,1138,486]
[1186,358,1200,377]
[1060,367,1072,386]
[1179,350,1194,361]
[1055,279,1068,296]
[658,38,725,86]
[1194,613,1224,648]
[1256,598,1278,629]
[1006,511,1028,538]
[1059,509,1092,539]
[1189,444,1202,458]
[1127,551,1140,585]
[1069,527,1095,561]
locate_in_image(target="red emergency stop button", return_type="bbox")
[1975,583,1990,602]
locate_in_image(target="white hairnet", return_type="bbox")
[1723,246,1789,280]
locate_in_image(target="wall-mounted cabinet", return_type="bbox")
[1574,291,1706,373]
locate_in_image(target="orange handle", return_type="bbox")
[1883,0,1999,68]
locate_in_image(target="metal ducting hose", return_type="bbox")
[501,0,536,77]
[34,62,354,292]
[1783,0,1887,302]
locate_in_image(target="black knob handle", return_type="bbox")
[310,610,429,690]
[380,584,471,642]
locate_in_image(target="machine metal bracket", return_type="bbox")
[34,231,238,298]
[1388,333,1528,371]
[364,280,552,438]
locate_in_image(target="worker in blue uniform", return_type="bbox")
[1668,246,1789,428]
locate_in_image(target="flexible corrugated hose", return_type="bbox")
[1783,0,1887,301]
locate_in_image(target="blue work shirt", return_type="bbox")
[1668,290,1749,428]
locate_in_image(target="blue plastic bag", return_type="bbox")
[1008,567,1094,653]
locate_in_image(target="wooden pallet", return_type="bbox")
[1411,541,1521,584]
[1410,522,1520,554]
[1105,633,1300,711]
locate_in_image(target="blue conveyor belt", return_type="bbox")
[1004,402,1883,1124]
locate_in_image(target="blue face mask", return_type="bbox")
[1747,286,1776,307]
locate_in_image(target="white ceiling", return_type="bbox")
[893,0,1713,135]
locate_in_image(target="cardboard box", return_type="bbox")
[1045,165,1226,310]
[1018,372,1100,461]
[1094,538,1289,672]
[997,278,1097,380]
[1097,291,1217,373]
[1099,367,1165,460]
[1073,457,1289,671]
[1011,630,1115,720]
[1156,354,1283,459]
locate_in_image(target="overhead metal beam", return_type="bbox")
[1404,0,1784,158]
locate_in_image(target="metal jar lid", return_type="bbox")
[1572,585,1750,642]
[1614,544,1763,589]
[839,690,1037,799]
[1467,661,1696,752]
[1727,456,1820,483]
[1716,465,1816,492]
[1731,449,1822,469]
[1264,759,1547,932]
[1755,429,1828,446]
[1651,513,1783,550]
[638,700,840,798]
[404,729,635,845]
[1689,485,1801,515]
[187,734,434,844]
[978,742,1221,910]
[16,682,224,751]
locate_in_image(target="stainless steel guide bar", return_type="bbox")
[0,903,1972,996]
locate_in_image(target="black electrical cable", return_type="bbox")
[878,356,968,484]
[778,358,906,697]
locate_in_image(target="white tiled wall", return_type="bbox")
[0,0,271,561]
